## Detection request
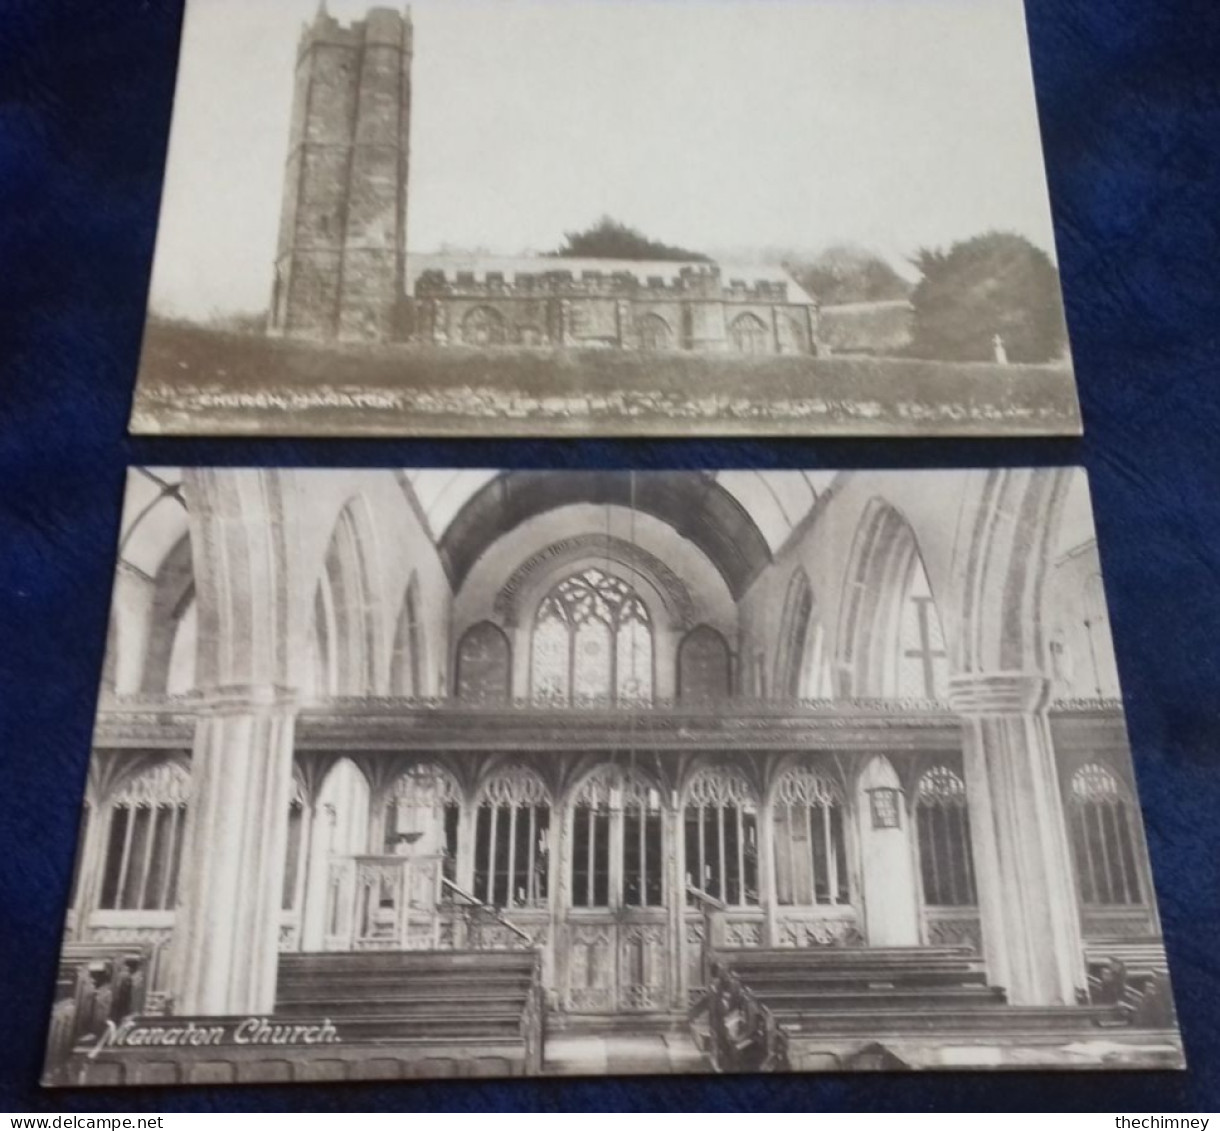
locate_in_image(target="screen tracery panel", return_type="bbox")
[473,767,550,908]
[772,766,850,907]
[684,766,758,906]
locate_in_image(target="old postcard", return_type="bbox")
[46,468,1180,1085]
[130,0,1081,437]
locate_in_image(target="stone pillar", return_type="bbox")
[172,686,297,1015]
[949,673,1086,1006]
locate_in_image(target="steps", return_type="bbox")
[275,950,542,1051]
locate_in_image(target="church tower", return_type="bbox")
[268,5,412,342]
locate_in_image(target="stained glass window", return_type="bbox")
[530,568,654,706]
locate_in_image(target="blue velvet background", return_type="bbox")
[1,0,1219,1112]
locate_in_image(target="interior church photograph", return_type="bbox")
[43,467,1182,1085]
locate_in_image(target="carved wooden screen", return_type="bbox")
[914,766,977,906]
[1068,762,1143,906]
[99,762,191,912]
[677,626,731,704]
[456,621,512,703]
[772,767,850,907]
[474,768,551,908]
[684,767,758,906]
[571,766,664,909]
[282,776,308,911]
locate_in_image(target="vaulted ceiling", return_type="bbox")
[433,470,796,599]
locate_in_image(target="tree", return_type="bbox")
[906,231,1068,363]
[549,216,710,262]
[784,244,911,306]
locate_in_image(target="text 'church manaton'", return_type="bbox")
[45,469,1182,1084]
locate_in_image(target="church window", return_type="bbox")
[684,768,758,906]
[677,625,732,704]
[460,305,508,347]
[729,313,771,355]
[915,766,977,906]
[384,765,461,886]
[99,762,190,912]
[571,767,664,909]
[456,621,512,703]
[637,313,673,352]
[772,767,850,906]
[1068,763,1143,906]
[897,562,948,700]
[530,568,654,707]
[474,768,550,908]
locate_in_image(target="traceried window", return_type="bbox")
[460,305,507,347]
[474,768,550,908]
[571,767,664,909]
[914,766,977,906]
[1068,763,1143,906]
[772,767,850,907]
[530,568,654,707]
[684,768,758,906]
[897,562,949,700]
[637,313,673,352]
[384,765,461,886]
[729,312,770,354]
[99,762,191,912]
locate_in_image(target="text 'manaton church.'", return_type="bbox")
[46,467,1181,1084]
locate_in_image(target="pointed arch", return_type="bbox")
[837,499,949,699]
[310,498,381,697]
[774,569,814,699]
[389,573,424,697]
[456,621,512,703]
[677,625,732,704]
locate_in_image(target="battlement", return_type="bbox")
[414,264,793,303]
[298,5,412,59]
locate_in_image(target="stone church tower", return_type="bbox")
[268,6,412,341]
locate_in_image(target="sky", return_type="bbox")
[148,0,1062,320]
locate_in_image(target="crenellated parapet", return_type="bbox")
[414,264,791,304]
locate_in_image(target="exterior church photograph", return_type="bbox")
[129,0,1082,437]
[44,467,1183,1085]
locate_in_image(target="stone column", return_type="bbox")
[949,673,1086,1006]
[172,686,297,1016]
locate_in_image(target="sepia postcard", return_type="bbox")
[45,467,1181,1086]
[129,0,1082,437]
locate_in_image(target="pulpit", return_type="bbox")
[325,852,445,951]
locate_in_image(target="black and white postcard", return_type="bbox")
[45,468,1182,1085]
[130,0,1082,437]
